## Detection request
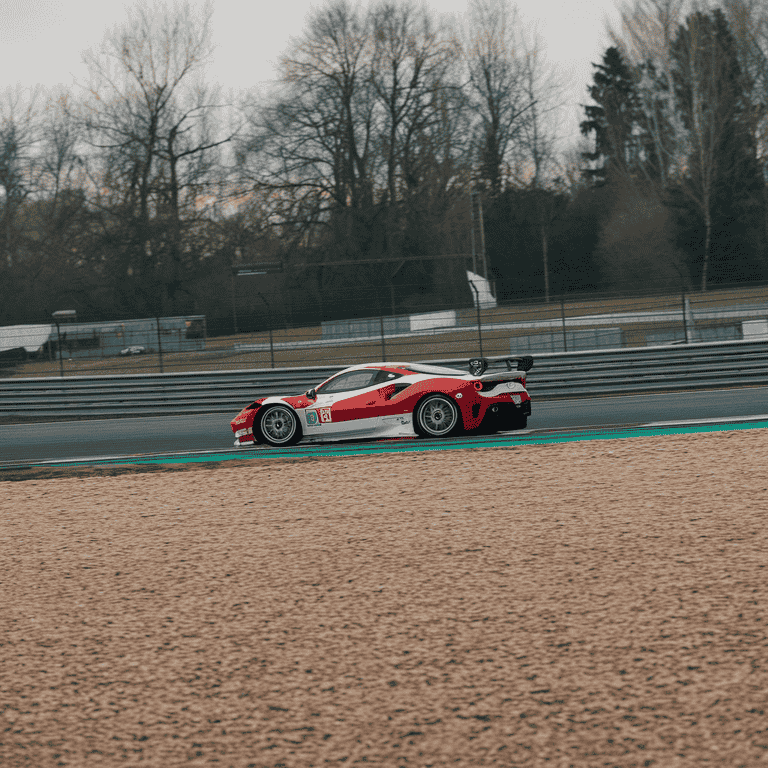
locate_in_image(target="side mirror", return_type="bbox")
[306,388,317,400]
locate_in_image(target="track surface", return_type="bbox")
[1,386,767,465]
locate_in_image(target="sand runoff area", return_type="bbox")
[2,428,767,766]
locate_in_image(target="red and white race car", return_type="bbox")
[231,356,533,448]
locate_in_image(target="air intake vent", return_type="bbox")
[387,383,412,399]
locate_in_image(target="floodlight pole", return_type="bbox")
[468,281,483,358]
[52,310,76,377]
[469,193,478,274]
[470,190,488,282]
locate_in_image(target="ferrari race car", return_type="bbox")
[231,356,533,448]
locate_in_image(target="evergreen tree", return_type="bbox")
[580,47,645,185]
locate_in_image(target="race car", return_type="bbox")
[231,356,533,448]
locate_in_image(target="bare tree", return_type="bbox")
[508,28,567,301]
[237,0,383,317]
[0,86,42,269]
[464,0,532,195]
[81,0,228,314]
[371,2,458,208]
[40,88,83,212]
[609,0,688,67]
[242,1,375,235]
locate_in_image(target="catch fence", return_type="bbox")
[2,284,768,378]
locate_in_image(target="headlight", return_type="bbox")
[511,395,522,405]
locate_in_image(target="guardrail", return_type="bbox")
[1,339,767,420]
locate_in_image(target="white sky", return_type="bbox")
[0,0,624,145]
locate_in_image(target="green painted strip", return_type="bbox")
[10,419,767,471]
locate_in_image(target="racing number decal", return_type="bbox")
[306,408,332,426]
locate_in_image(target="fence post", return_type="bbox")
[681,291,689,343]
[379,314,386,361]
[155,317,164,373]
[468,281,484,358]
[269,327,275,369]
[560,297,568,352]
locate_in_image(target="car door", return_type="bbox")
[302,369,382,437]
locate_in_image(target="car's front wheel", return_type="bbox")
[258,405,303,447]
[414,394,460,438]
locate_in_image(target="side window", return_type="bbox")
[372,370,403,386]
[317,370,379,394]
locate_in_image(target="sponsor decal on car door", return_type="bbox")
[304,392,336,430]
[305,407,333,427]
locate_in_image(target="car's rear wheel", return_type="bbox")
[414,394,460,438]
[258,405,302,447]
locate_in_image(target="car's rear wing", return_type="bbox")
[469,356,533,376]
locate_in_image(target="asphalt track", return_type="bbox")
[1,385,767,469]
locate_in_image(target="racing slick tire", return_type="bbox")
[414,394,461,438]
[257,405,303,447]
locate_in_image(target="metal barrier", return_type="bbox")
[1,339,767,419]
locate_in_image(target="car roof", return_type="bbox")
[353,362,467,376]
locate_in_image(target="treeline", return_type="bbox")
[1,0,767,333]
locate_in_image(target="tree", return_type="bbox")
[607,0,688,187]
[239,0,472,317]
[593,178,689,291]
[464,0,532,196]
[240,1,377,267]
[507,28,566,301]
[81,0,228,316]
[720,0,768,252]
[580,46,646,185]
[371,1,458,212]
[671,7,765,290]
[0,86,42,270]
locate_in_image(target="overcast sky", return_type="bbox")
[0,0,624,145]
